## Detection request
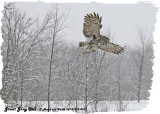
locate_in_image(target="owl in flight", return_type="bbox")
[79,12,125,54]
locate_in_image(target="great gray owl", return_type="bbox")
[79,12,125,54]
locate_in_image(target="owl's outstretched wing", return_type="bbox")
[97,43,125,54]
[83,12,102,38]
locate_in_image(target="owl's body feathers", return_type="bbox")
[80,12,125,54]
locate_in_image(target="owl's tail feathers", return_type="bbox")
[79,41,89,47]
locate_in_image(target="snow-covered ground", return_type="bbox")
[6,100,148,113]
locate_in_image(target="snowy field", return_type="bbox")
[5,100,148,113]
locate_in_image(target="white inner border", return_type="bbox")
[0,0,160,114]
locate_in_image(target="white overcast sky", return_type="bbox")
[14,2,157,47]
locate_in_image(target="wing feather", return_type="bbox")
[97,43,125,54]
[99,17,102,23]
[94,12,97,17]
[83,12,102,38]
[97,13,99,19]
[90,13,93,17]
